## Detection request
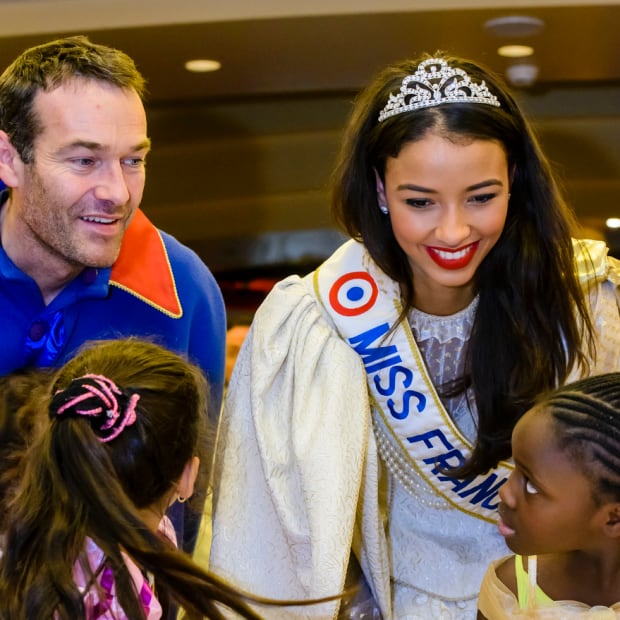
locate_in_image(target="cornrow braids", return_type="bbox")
[545,373,620,503]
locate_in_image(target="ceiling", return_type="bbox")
[2,0,620,101]
[1,0,620,274]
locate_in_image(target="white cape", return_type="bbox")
[210,274,391,618]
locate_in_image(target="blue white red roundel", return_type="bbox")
[328,271,378,317]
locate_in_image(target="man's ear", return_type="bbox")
[176,456,200,501]
[0,130,22,188]
[601,503,620,538]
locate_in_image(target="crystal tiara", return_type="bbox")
[377,57,501,122]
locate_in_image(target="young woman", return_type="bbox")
[478,372,620,618]
[210,53,620,618]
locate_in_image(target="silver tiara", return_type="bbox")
[377,58,501,122]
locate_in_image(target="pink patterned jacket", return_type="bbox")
[73,516,177,619]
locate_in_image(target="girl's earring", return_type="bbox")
[379,204,389,214]
[177,495,188,504]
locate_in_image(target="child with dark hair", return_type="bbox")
[478,372,620,618]
[0,338,262,619]
[0,368,51,533]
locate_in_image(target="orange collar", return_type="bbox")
[110,210,182,318]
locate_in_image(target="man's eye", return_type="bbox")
[123,158,146,167]
[525,479,538,495]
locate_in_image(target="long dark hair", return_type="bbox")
[331,52,594,476]
[0,338,262,619]
[0,368,51,533]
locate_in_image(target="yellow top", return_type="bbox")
[515,555,554,609]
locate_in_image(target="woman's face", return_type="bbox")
[379,132,510,315]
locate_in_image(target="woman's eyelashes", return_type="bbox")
[468,192,497,205]
[403,192,499,209]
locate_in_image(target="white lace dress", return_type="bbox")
[371,297,510,619]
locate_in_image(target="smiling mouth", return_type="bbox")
[81,216,117,225]
[426,241,479,270]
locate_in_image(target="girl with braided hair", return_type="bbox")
[478,372,620,618]
[0,338,268,619]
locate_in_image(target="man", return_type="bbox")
[0,36,226,553]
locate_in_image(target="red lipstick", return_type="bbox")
[426,241,479,270]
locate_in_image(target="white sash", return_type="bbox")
[312,240,513,523]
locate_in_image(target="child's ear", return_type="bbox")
[602,504,620,538]
[176,456,200,501]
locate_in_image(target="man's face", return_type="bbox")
[14,78,150,271]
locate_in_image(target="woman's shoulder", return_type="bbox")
[573,238,619,286]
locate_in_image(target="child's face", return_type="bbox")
[497,407,605,556]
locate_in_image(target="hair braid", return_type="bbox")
[547,374,620,502]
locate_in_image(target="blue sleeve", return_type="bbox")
[188,264,226,417]
[162,232,227,419]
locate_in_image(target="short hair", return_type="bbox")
[0,35,147,163]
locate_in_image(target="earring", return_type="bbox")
[177,495,188,504]
[379,204,389,214]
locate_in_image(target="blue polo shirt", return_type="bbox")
[0,208,226,414]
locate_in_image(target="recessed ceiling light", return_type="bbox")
[606,217,620,229]
[498,45,535,58]
[484,15,545,38]
[184,59,221,73]
[505,62,539,87]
